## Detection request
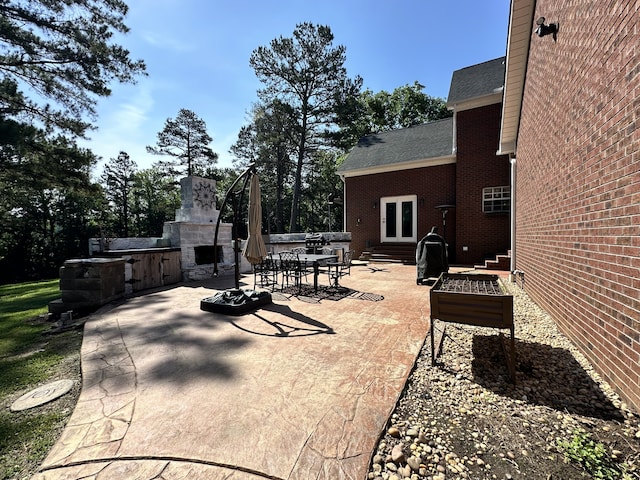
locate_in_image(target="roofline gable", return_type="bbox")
[446,57,506,108]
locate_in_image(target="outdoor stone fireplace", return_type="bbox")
[162,176,238,281]
[194,245,223,265]
[88,176,244,284]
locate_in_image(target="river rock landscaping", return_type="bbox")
[368,281,640,479]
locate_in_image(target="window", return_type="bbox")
[483,186,510,213]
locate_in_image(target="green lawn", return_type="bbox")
[0,280,82,479]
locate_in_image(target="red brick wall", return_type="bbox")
[344,165,456,258]
[516,0,640,410]
[456,103,511,264]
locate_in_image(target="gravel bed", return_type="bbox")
[368,280,640,479]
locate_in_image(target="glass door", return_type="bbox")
[380,195,417,242]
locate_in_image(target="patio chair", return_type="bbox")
[327,249,354,289]
[320,246,334,255]
[278,251,308,293]
[316,246,337,277]
[253,254,279,290]
[290,246,316,278]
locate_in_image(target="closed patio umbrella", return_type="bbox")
[242,173,268,265]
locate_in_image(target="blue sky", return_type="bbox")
[81,0,511,173]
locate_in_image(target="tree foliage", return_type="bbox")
[0,0,146,136]
[97,159,181,239]
[250,22,361,232]
[231,100,297,233]
[330,82,451,150]
[147,108,218,177]
[0,0,152,282]
[301,150,344,233]
[0,119,100,282]
[100,151,137,237]
[131,168,181,237]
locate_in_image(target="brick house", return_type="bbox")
[338,57,511,266]
[500,0,640,410]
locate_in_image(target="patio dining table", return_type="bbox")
[290,253,337,292]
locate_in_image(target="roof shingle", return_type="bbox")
[447,57,506,105]
[338,117,453,173]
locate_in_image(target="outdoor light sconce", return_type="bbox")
[535,17,558,40]
[372,201,378,209]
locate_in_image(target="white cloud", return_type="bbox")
[139,31,195,53]
[112,84,154,132]
[81,80,158,174]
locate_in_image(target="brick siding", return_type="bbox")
[344,103,511,267]
[344,165,456,258]
[516,0,640,410]
[455,103,511,264]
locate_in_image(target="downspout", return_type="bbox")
[509,154,518,277]
[451,111,457,154]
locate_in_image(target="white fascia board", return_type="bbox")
[499,0,535,156]
[447,92,503,112]
[340,155,456,179]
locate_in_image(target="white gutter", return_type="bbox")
[510,155,517,273]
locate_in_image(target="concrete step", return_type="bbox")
[475,253,511,271]
[360,243,417,265]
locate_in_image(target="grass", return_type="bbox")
[0,280,82,480]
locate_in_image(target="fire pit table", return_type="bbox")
[430,273,515,382]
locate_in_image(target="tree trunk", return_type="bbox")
[289,107,308,232]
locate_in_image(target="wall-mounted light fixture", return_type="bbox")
[535,17,558,40]
[372,201,378,209]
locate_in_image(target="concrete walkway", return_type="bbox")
[33,263,435,480]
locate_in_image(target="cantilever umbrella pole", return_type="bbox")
[212,163,255,288]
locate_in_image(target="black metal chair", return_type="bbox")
[316,246,337,278]
[278,251,307,293]
[253,254,279,290]
[326,250,354,289]
[320,246,334,255]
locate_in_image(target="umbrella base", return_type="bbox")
[200,289,272,315]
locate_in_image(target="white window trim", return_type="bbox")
[483,186,511,213]
[380,195,418,242]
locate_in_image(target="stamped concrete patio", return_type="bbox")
[33,262,441,480]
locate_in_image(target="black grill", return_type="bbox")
[304,233,328,253]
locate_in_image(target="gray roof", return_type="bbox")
[338,117,453,173]
[447,57,506,105]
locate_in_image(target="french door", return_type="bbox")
[380,195,417,242]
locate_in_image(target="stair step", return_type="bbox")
[361,243,417,265]
[475,253,511,271]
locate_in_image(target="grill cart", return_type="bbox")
[429,273,515,382]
